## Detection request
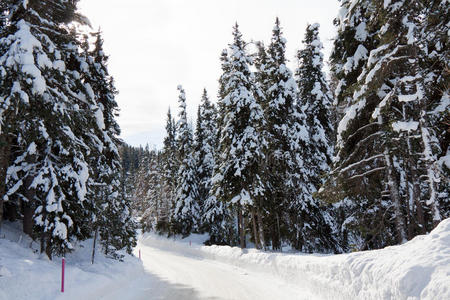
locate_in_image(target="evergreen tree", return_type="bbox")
[159,109,178,233]
[325,0,449,250]
[0,1,136,259]
[172,85,200,236]
[194,89,218,229]
[296,23,334,185]
[323,0,383,250]
[420,0,449,221]
[253,18,298,250]
[133,148,151,220]
[81,30,136,258]
[293,23,337,252]
[211,24,266,248]
[203,49,235,245]
[136,150,164,233]
[0,0,95,258]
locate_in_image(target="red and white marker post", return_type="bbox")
[139,249,141,260]
[61,257,65,293]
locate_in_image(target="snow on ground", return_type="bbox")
[0,221,144,300]
[1,219,449,300]
[139,218,450,300]
[135,235,316,299]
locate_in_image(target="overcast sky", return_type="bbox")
[78,0,340,148]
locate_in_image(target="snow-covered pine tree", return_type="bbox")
[159,108,178,234]
[194,89,218,228]
[162,108,178,188]
[364,0,448,237]
[137,150,164,233]
[329,0,377,114]
[0,0,95,258]
[211,24,266,248]
[172,85,200,236]
[326,0,449,250]
[131,146,150,216]
[80,30,136,258]
[419,0,449,221]
[202,49,235,245]
[323,0,383,250]
[254,18,298,250]
[293,23,337,253]
[296,23,334,189]
[216,49,231,132]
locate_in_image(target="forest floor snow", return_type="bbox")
[0,218,449,299]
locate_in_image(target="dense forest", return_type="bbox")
[0,0,448,261]
[129,1,449,253]
[0,0,136,260]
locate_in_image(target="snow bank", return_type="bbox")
[0,222,144,300]
[140,219,450,300]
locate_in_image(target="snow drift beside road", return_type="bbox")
[140,218,450,300]
[0,222,144,300]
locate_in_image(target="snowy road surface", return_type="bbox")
[2,220,449,300]
[99,241,317,300]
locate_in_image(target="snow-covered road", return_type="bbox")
[100,241,317,300]
[1,220,449,300]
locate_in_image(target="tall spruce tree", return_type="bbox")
[0,0,95,258]
[324,0,383,250]
[419,0,449,222]
[203,49,235,245]
[194,89,217,209]
[0,1,136,259]
[254,18,298,250]
[194,89,219,232]
[296,23,334,186]
[138,150,164,233]
[292,23,337,253]
[325,0,449,250]
[211,24,266,248]
[172,85,200,236]
[160,108,178,233]
[82,31,136,258]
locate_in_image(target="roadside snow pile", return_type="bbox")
[0,222,143,300]
[140,218,450,300]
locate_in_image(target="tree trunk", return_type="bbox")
[404,118,426,236]
[384,148,406,243]
[0,133,10,234]
[41,231,53,260]
[46,240,53,260]
[276,213,281,252]
[296,213,304,251]
[40,232,46,254]
[23,201,34,236]
[419,107,442,228]
[409,159,425,235]
[0,197,3,235]
[238,206,245,249]
[257,210,265,250]
[271,212,281,251]
[22,175,35,237]
[251,209,260,249]
[91,227,98,264]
